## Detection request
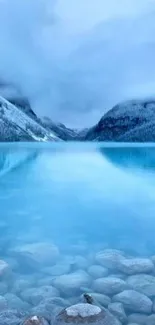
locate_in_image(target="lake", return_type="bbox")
[0,142,155,323]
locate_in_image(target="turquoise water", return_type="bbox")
[1,143,155,323]
[1,143,155,254]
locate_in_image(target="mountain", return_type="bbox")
[0,82,79,141]
[81,99,155,142]
[0,81,155,142]
[40,117,77,140]
[0,96,60,142]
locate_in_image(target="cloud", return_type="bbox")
[0,0,155,127]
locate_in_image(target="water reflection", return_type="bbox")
[0,143,155,253]
[101,146,155,173]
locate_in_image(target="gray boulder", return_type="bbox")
[147,315,155,325]
[42,263,70,276]
[0,309,26,325]
[0,259,10,277]
[128,323,139,325]
[127,274,155,297]
[0,296,7,311]
[22,316,49,325]
[86,292,111,307]
[118,258,154,275]
[108,302,127,323]
[53,271,91,296]
[96,249,124,270]
[88,265,108,278]
[113,290,152,314]
[54,303,121,325]
[128,313,148,324]
[0,282,8,294]
[12,278,36,294]
[5,293,30,311]
[10,242,59,267]
[21,286,59,306]
[93,277,127,295]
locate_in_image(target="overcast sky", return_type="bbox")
[0,0,155,126]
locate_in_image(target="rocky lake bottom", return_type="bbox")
[0,143,155,325]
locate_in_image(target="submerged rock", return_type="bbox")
[0,295,7,311]
[128,313,148,325]
[21,286,59,306]
[42,263,70,277]
[118,258,154,275]
[0,282,8,295]
[147,314,155,325]
[10,242,59,267]
[108,302,127,324]
[93,277,127,295]
[0,260,10,277]
[54,303,121,325]
[22,316,49,325]
[83,293,111,308]
[0,309,26,325]
[88,265,108,278]
[113,290,152,314]
[5,293,30,311]
[96,249,124,270]
[127,274,155,297]
[12,278,36,294]
[53,271,91,296]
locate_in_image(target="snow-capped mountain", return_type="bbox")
[40,116,77,140]
[0,96,60,142]
[0,80,155,142]
[81,99,155,142]
[0,82,78,141]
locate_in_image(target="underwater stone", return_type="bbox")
[42,263,70,276]
[118,258,154,275]
[30,304,55,322]
[53,271,91,295]
[0,309,24,325]
[84,293,111,307]
[0,260,10,277]
[88,265,108,278]
[0,281,8,294]
[12,278,35,294]
[5,293,31,311]
[21,286,59,306]
[127,274,155,297]
[113,290,152,314]
[54,303,121,325]
[22,315,49,325]
[38,276,56,287]
[10,242,59,266]
[108,302,127,323]
[96,249,125,270]
[93,277,128,295]
[108,273,126,280]
[128,313,148,325]
[40,297,70,309]
[0,295,7,311]
[73,256,89,270]
[147,314,155,325]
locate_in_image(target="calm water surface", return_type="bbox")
[0,142,155,255]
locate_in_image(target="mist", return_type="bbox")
[0,0,155,127]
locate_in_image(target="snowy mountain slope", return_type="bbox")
[40,116,77,140]
[0,96,60,142]
[0,81,37,120]
[82,100,155,142]
[0,82,77,141]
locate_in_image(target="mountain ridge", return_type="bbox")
[0,82,154,142]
